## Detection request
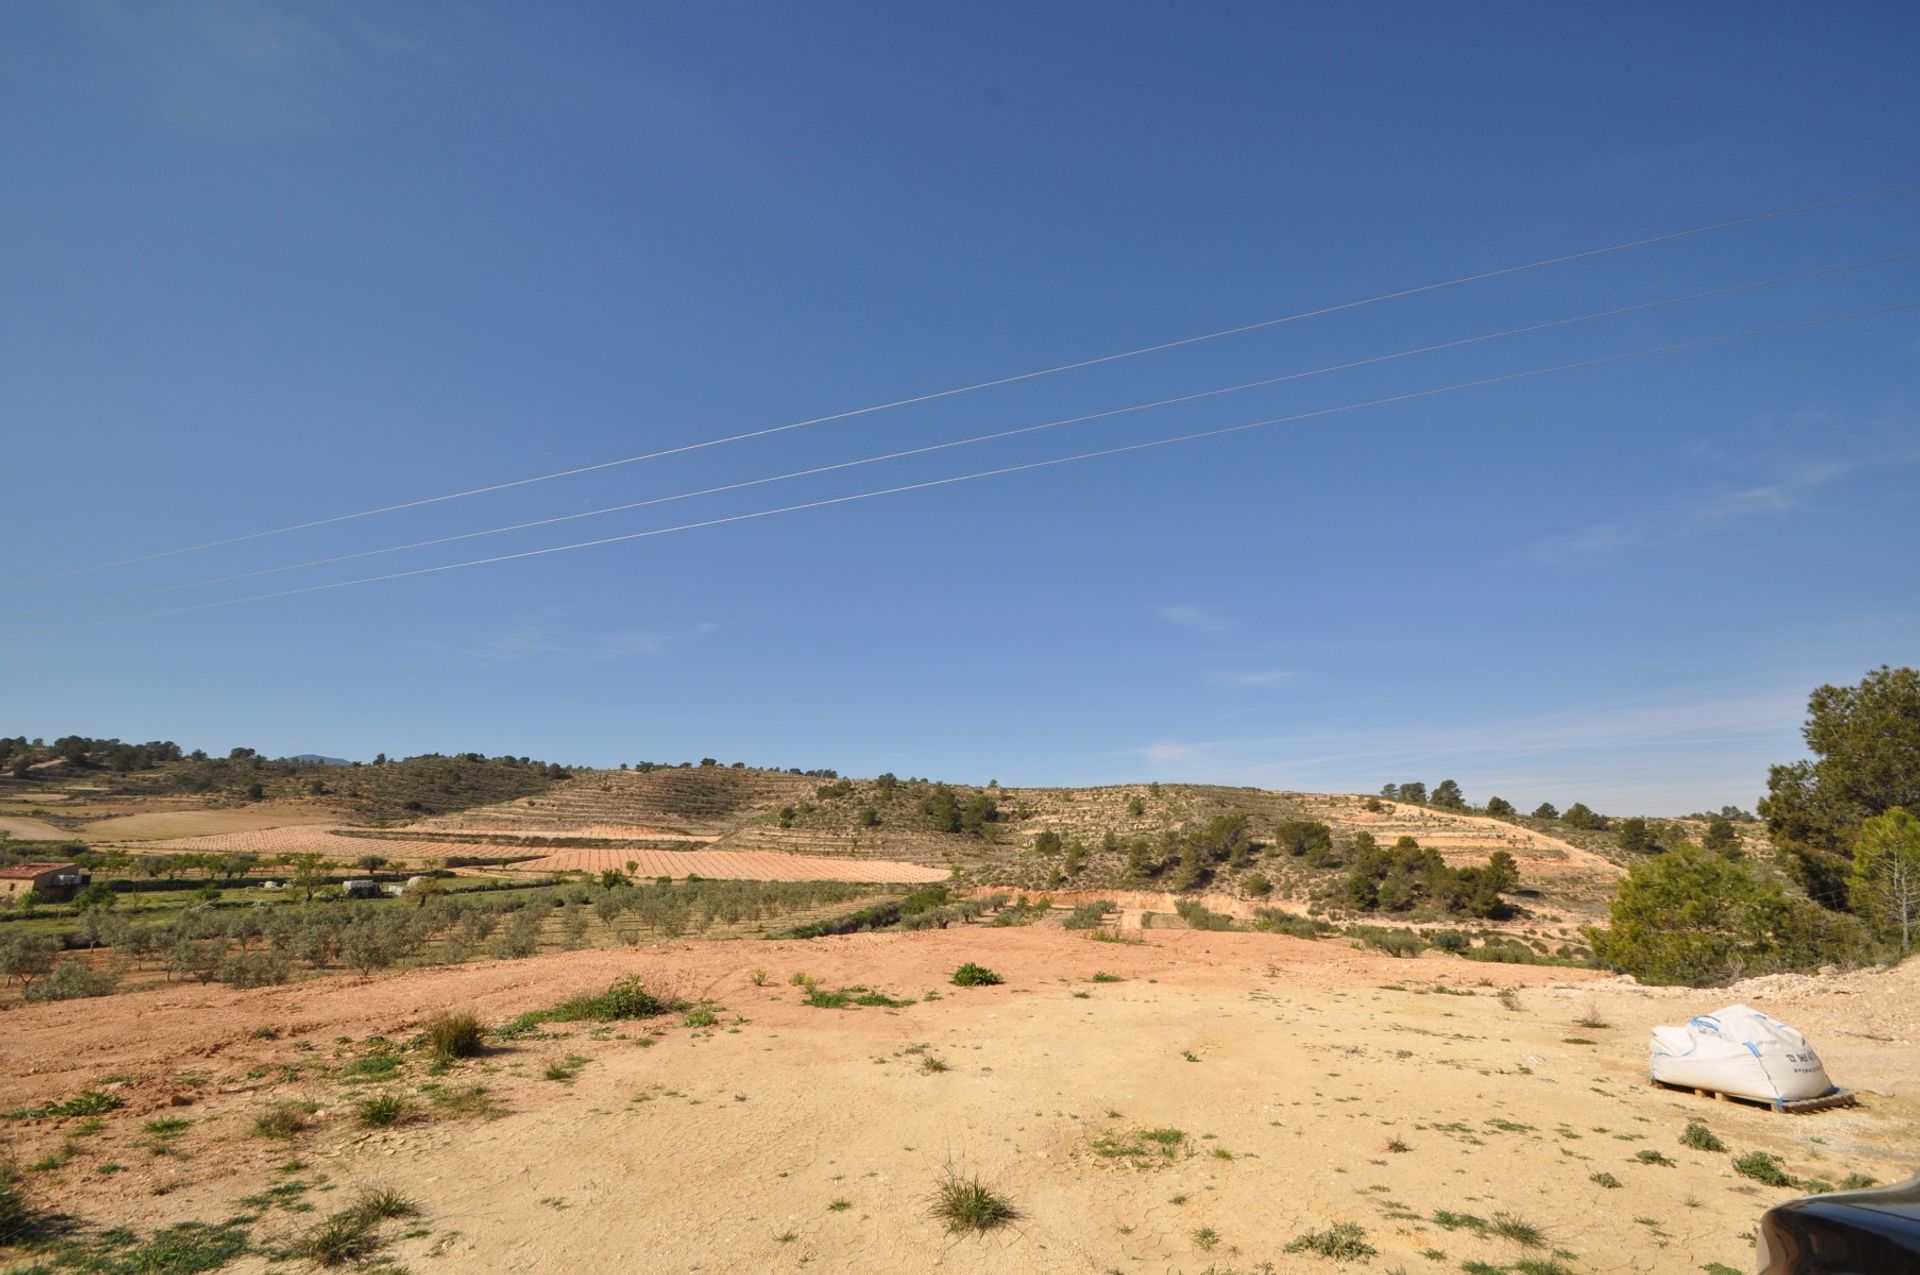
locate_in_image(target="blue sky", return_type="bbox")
[4,3,1917,814]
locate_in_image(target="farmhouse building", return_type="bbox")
[0,862,88,903]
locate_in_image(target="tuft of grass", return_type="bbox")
[950,963,1003,987]
[420,1010,487,1063]
[504,976,689,1035]
[1090,972,1124,983]
[1732,1151,1794,1187]
[1514,1260,1576,1275]
[1590,1171,1622,1189]
[348,1186,419,1223]
[1192,1225,1220,1250]
[1491,1211,1546,1247]
[919,1054,951,1074]
[354,1094,418,1128]
[1834,1173,1878,1192]
[424,1083,507,1120]
[1496,987,1521,1011]
[1386,1137,1410,1153]
[929,1168,1017,1235]
[828,1198,851,1212]
[751,968,770,986]
[1635,1149,1676,1167]
[252,1101,317,1140]
[684,1006,720,1029]
[1679,1121,1726,1153]
[543,1055,587,1083]
[287,1212,379,1267]
[1284,1221,1377,1261]
[1573,1004,1611,1029]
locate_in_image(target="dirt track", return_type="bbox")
[2,930,1912,1274]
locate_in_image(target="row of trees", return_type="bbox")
[1344,835,1518,919]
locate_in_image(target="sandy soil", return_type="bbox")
[508,847,949,883]
[2,930,1911,1275]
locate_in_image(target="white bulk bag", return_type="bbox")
[1648,1004,1832,1104]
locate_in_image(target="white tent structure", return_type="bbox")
[1649,1004,1838,1109]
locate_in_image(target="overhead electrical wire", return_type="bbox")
[9,248,1915,620]
[10,178,1917,588]
[14,298,1914,637]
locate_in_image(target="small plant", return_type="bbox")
[950,963,1003,987]
[919,1054,951,1074]
[1590,1171,1622,1189]
[1679,1121,1726,1153]
[420,1010,486,1062]
[1635,1149,1676,1167]
[1497,987,1520,1011]
[1573,1004,1611,1029]
[1090,1126,1186,1166]
[355,1094,417,1128]
[751,968,770,986]
[543,1056,586,1083]
[1386,1137,1410,1153]
[1733,1151,1794,1187]
[1284,1221,1376,1260]
[1090,971,1124,983]
[1192,1226,1220,1250]
[1491,1211,1546,1247]
[930,1168,1017,1235]
[684,1006,719,1028]
[828,1198,851,1212]
[1835,1173,1878,1191]
[349,1186,419,1223]
[253,1101,316,1140]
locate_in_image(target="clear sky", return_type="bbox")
[4,3,1916,814]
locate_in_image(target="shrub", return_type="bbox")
[1348,926,1426,958]
[21,959,123,1002]
[929,1169,1017,1234]
[1241,872,1272,897]
[421,1010,487,1062]
[1679,1121,1726,1153]
[1733,1151,1794,1187]
[950,963,1002,987]
[1062,901,1117,930]
[1284,1222,1376,1260]
[1430,929,1470,953]
[1590,1171,1622,1189]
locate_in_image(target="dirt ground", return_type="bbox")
[2,929,1912,1275]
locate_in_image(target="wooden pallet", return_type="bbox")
[1648,1076,1857,1114]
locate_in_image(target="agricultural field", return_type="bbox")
[1,926,1911,1274]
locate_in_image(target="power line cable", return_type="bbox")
[12,179,1917,588]
[13,298,1912,637]
[11,249,1914,619]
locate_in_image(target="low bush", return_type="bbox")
[21,959,123,1002]
[1284,1221,1376,1260]
[1733,1151,1794,1187]
[1679,1121,1726,1153]
[420,1010,487,1062]
[949,963,1002,987]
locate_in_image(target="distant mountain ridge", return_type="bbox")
[285,754,351,766]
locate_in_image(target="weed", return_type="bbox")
[1432,1210,1489,1235]
[1386,1138,1410,1153]
[950,963,1003,987]
[751,968,770,986]
[929,1168,1017,1235]
[684,1006,719,1028]
[1733,1151,1794,1187]
[544,1055,587,1082]
[1497,987,1520,1011]
[1514,1261,1575,1275]
[828,1198,851,1212]
[287,1213,379,1267]
[420,1010,487,1063]
[1835,1174,1878,1191]
[1086,928,1146,945]
[424,1083,507,1120]
[348,1186,419,1223]
[252,1101,317,1140]
[920,1055,951,1074]
[1181,1050,1200,1063]
[1573,1005,1611,1029]
[1090,972,1124,983]
[355,1094,419,1128]
[3,1091,124,1121]
[1192,1226,1220,1250]
[1284,1221,1376,1260]
[1491,1210,1546,1247]
[1635,1149,1676,1167]
[1590,1171,1622,1189]
[1679,1121,1726,1153]
[1091,1126,1186,1166]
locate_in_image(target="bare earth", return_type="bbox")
[3,930,1913,1274]
[78,805,338,842]
[508,847,948,883]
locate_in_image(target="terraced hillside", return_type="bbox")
[389,769,1620,930]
